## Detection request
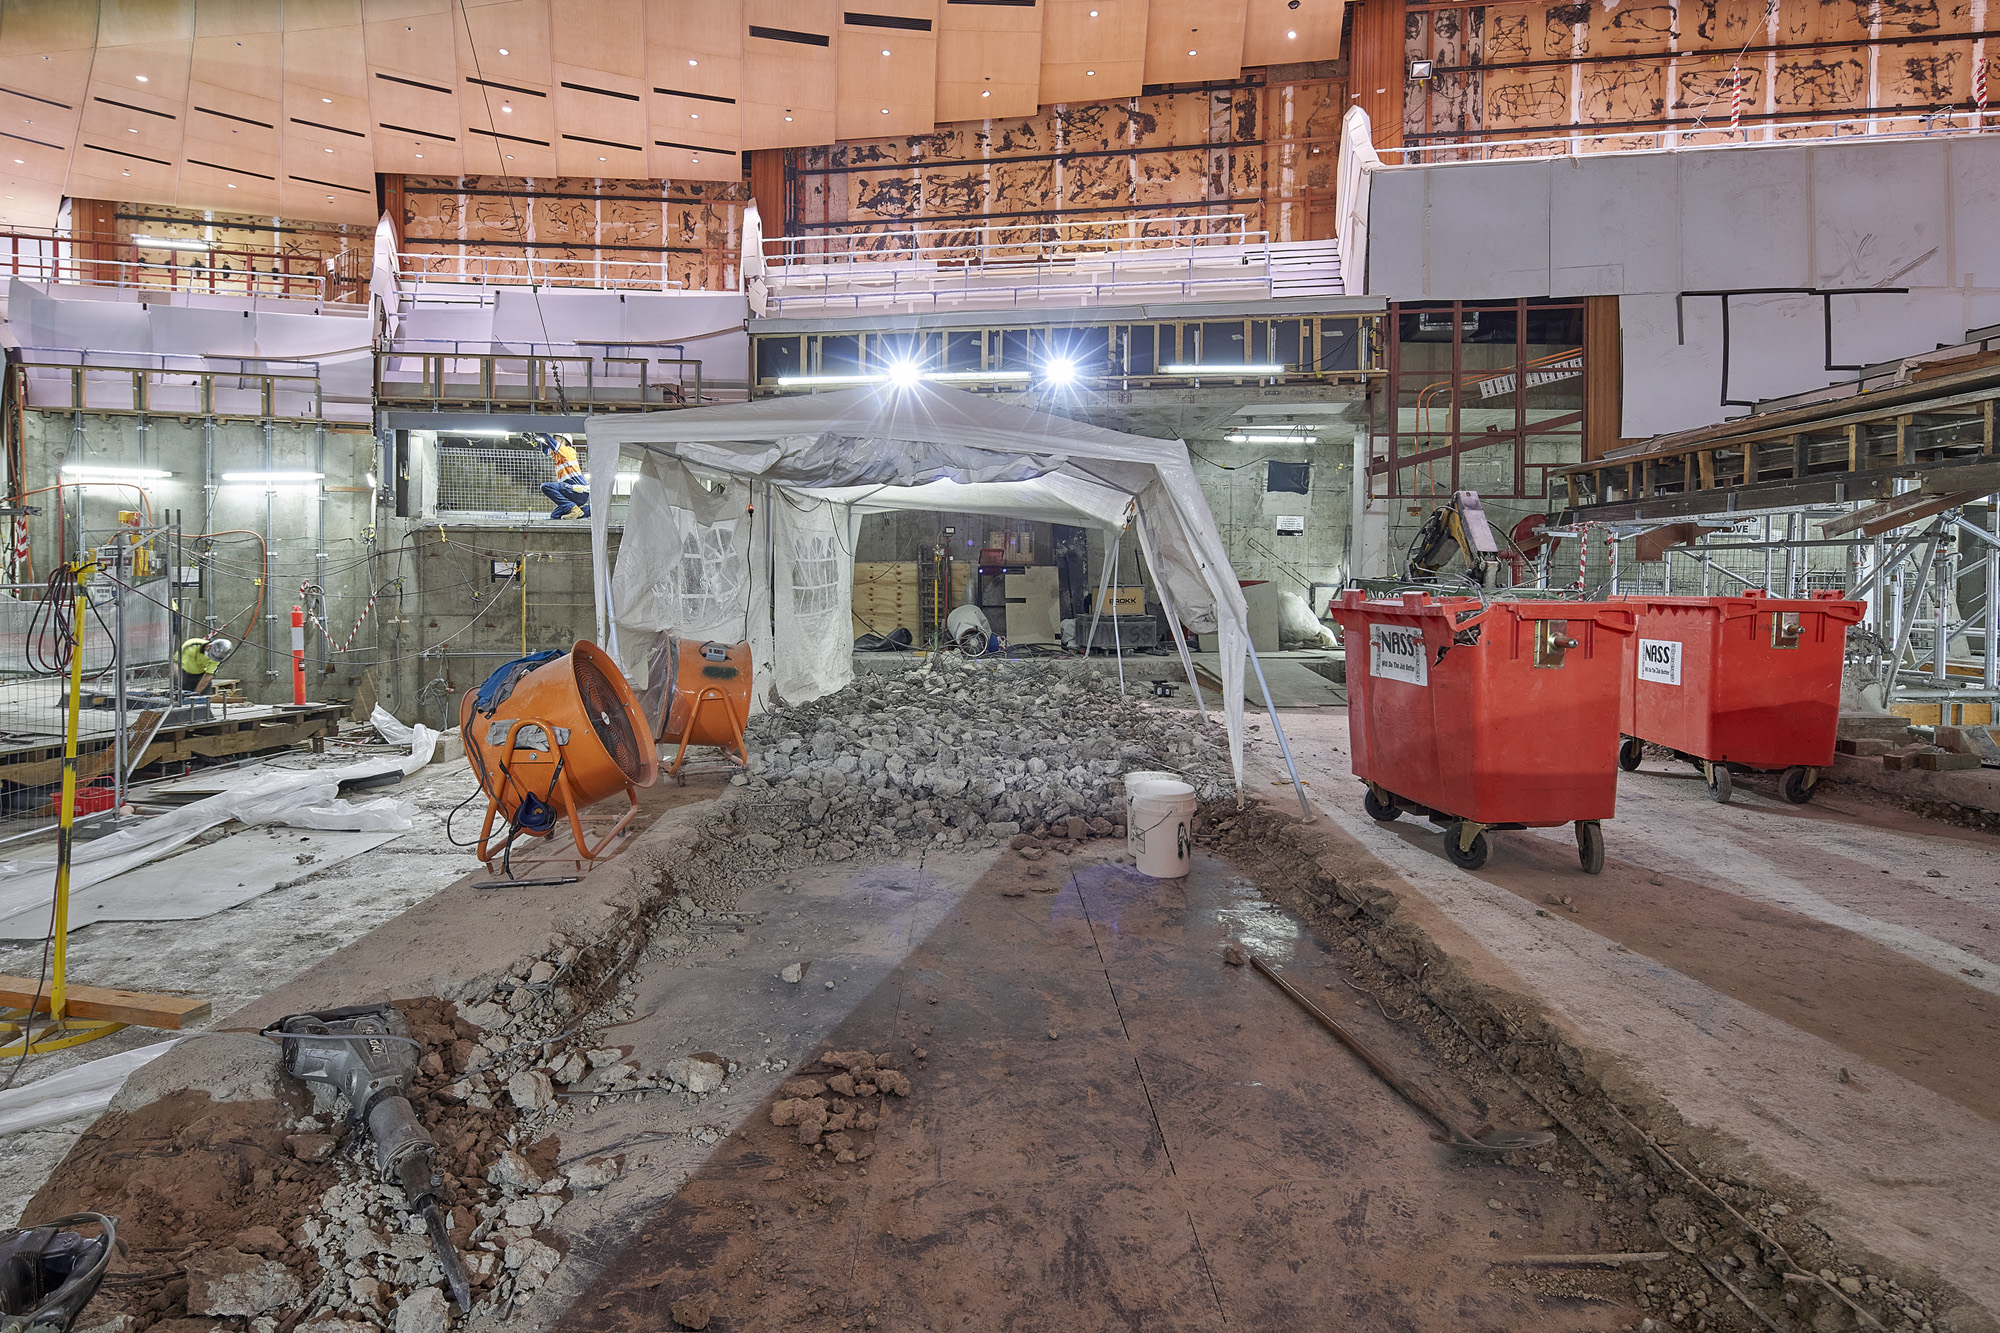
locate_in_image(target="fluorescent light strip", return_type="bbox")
[133,235,211,250]
[61,464,173,479]
[776,370,1032,387]
[1224,433,1317,444]
[926,370,1031,382]
[221,471,324,483]
[1163,364,1286,376]
[777,373,883,386]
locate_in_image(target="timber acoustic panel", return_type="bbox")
[1403,0,1995,146]
[0,0,1343,230]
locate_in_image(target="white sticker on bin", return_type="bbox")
[1637,638,1682,686]
[1369,624,1428,686]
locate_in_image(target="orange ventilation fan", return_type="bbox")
[460,641,658,870]
[640,635,751,784]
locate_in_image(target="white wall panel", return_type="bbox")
[1619,293,1722,438]
[1548,152,1680,297]
[1676,148,1812,292]
[1812,141,1948,290]
[1719,293,1830,404]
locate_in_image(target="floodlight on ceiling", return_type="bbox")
[1040,358,1079,387]
[1163,364,1286,376]
[134,236,209,250]
[885,360,924,388]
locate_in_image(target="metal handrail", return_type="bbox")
[769,212,1267,266]
[397,251,687,292]
[764,256,1281,314]
[16,355,328,420]
[375,349,705,408]
[1383,109,2000,165]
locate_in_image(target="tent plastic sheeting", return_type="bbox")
[584,383,1254,787]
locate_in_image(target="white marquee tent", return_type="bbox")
[585,382,1295,794]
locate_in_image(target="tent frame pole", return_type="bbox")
[1246,641,1312,819]
[1085,529,1117,660]
[1134,507,1209,723]
[1108,531,1126,695]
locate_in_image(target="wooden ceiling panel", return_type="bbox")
[281,125,374,200]
[937,0,1042,121]
[371,118,463,173]
[647,87,739,179]
[97,0,196,48]
[645,0,743,102]
[90,42,196,102]
[280,173,376,225]
[193,0,282,37]
[1041,0,1148,103]
[1143,0,1245,84]
[183,85,281,188]
[551,0,643,77]
[363,9,458,78]
[0,0,102,56]
[835,2,934,139]
[79,76,187,168]
[284,27,371,102]
[360,0,447,19]
[741,0,837,148]
[0,179,66,228]
[0,49,93,134]
[190,31,282,102]
[178,153,280,211]
[280,0,364,30]
[454,0,555,87]
[68,152,177,206]
[553,64,649,175]
[1242,0,1342,64]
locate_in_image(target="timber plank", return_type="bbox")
[0,974,210,1029]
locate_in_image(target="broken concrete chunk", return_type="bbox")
[503,1238,561,1290]
[1222,943,1246,967]
[550,1051,587,1085]
[391,1286,451,1333]
[779,962,805,983]
[798,1118,826,1145]
[875,1069,912,1097]
[665,1055,727,1094]
[186,1248,302,1316]
[286,1133,338,1162]
[230,1227,287,1258]
[507,1069,555,1112]
[669,1289,719,1330]
[585,1047,624,1069]
[487,1149,548,1192]
[777,1078,825,1098]
[566,1156,623,1191]
[826,1073,856,1097]
[770,1097,828,1127]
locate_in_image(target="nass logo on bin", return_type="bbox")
[1637,638,1682,686]
[1370,623,1428,686]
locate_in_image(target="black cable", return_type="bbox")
[0,894,60,1092]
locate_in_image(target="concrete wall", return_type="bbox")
[1364,133,2000,438]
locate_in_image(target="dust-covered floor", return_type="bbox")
[538,841,1656,1333]
[0,757,484,1225]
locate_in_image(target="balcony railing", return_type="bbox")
[1385,109,2000,165]
[0,227,358,303]
[376,342,722,412]
[396,251,687,293]
[16,348,333,421]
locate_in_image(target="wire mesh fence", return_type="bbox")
[0,572,176,845]
[435,444,635,521]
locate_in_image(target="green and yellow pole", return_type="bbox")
[50,559,92,1023]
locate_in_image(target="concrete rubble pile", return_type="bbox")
[735,654,1235,861]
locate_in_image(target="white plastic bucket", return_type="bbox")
[1128,778,1196,878]
[1123,770,1180,796]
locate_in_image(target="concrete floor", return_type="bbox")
[540,844,1641,1333]
[1266,709,2000,1314]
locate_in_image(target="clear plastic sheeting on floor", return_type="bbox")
[0,724,439,936]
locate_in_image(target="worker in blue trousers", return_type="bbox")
[532,433,590,519]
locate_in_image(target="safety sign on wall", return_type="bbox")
[1370,624,1428,686]
[1637,639,1683,685]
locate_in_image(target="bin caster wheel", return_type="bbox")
[1778,765,1815,805]
[1363,788,1401,822]
[1576,821,1605,875]
[1704,764,1732,804]
[1443,822,1489,870]
[1617,738,1643,772]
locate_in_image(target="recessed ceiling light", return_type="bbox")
[882,48,891,55]
[690,112,700,119]
[324,146,333,152]
[688,58,698,66]
[505,153,514,159]
[1086,69,1095,75]
[326,195,334,201]
[1089,7,1098,14]
[122,169,130,175]
[1188,48,1197,55]
[784,114,793,120]
[981,90,990,97]
[502,104,512,112]
[414,153,423,158]
[226,182,236,187]
[880,107,888,113]
[1287,29,1297,37]
[135,75,147,82]
[322,97,332,103]
[498,47,508,54]
[598,155,606,160]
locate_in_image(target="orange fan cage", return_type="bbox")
[652,636,752,782]
[459,641,658,868]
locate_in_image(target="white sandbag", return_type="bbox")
[1278,590,1337,649]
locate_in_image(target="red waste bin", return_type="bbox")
[1328,590,1636,873]
[1615,590,1863,804]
